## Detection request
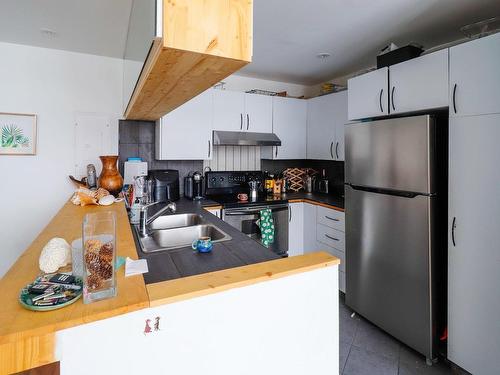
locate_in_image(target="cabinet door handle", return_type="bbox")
[330,141,334,159]
[325,234,340,241]
[208,140,211,158]
[275,146,278,158]
[452,84,457,114]
[391,86,396,111]
[451,217,457,247]
[246,114,250,130]
[379,89,384,112]
[335,142,339,159]
[240,113,243,130]
[325,215,339,222]
[289,206,292,222]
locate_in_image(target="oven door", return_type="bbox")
[222,204,289,257]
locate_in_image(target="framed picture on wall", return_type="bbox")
[0,112,37,155]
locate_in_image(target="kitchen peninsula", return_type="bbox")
[0,200,340,374]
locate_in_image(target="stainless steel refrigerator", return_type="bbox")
[345,114,447,362]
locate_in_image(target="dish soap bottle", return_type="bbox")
[129,198,141,224]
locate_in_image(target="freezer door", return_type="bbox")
[345,115,435,194]
[345,185,435,358]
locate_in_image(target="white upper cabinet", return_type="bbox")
[335,121,345,161]
[307,91,347,161]
[306,95,336,160]
[213,90,273,133]
[389,49,449,115]
[213,90,246,131]
[348,67,389,120]
[450,32,500,117]
[155,89,213,160]
[267,97,307,159]
[244,93,273,133]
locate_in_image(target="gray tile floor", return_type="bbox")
[339,296,455,375]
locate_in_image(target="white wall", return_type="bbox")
[223,74,309,98]
[0,42,123,277]
[57,265,339,375]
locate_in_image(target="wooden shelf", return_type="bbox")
[125,0,253,121]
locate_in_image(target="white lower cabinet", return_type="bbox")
[448,114,500,375]
[288,203,304,256]
[303,203,318,252]
[288,202,346,292]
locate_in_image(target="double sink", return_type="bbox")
[134,213,232,253]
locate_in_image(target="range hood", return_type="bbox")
[212,131,281,146]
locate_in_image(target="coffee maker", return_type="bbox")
[184,171,204,200]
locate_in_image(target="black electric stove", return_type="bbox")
[205,171,289,257]
[207,193,288,209]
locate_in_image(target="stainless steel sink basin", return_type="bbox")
[149,213,204,230]
[152,224,230,249]
[135,213,232,253]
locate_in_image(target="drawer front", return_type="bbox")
[339,271,346,293]
[317,224,345,253]
[317,206,345,231]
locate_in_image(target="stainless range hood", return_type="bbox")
[212,130,281,146]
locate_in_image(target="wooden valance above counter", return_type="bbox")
[124,0,253,121]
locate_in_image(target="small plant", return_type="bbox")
[1,124,30,148]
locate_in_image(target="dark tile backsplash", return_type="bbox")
[119,120,203,195]
[119,120,344,197]
[261,159,345,196]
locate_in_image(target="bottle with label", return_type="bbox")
[265,174,275,195]
[129,198,141,224]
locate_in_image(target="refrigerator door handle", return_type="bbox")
[346,183,424,198]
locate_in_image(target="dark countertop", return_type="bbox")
[203,191,344,210]
[134,191,344,285]
[278,191,344,210]
[134,198,281,284]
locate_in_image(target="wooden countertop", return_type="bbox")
[0,201,149,346]
[147,251,340,307]
[0,199,339,373]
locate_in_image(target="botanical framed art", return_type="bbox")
[0,112,37,155]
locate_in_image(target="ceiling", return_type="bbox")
[0,0,133,58]
[0,0,498,85]
[239,0,500,84]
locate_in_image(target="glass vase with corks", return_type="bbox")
[82,211,117,303]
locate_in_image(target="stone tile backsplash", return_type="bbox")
[118,120,203,195]
[261,159,345,196]
[119,120,345,197]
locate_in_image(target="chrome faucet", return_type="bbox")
[139,201,177,237]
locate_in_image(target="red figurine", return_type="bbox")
[143,319,152,335]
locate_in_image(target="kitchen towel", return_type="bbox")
[257,209,275,248]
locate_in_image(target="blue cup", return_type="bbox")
[192,236,213,253]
